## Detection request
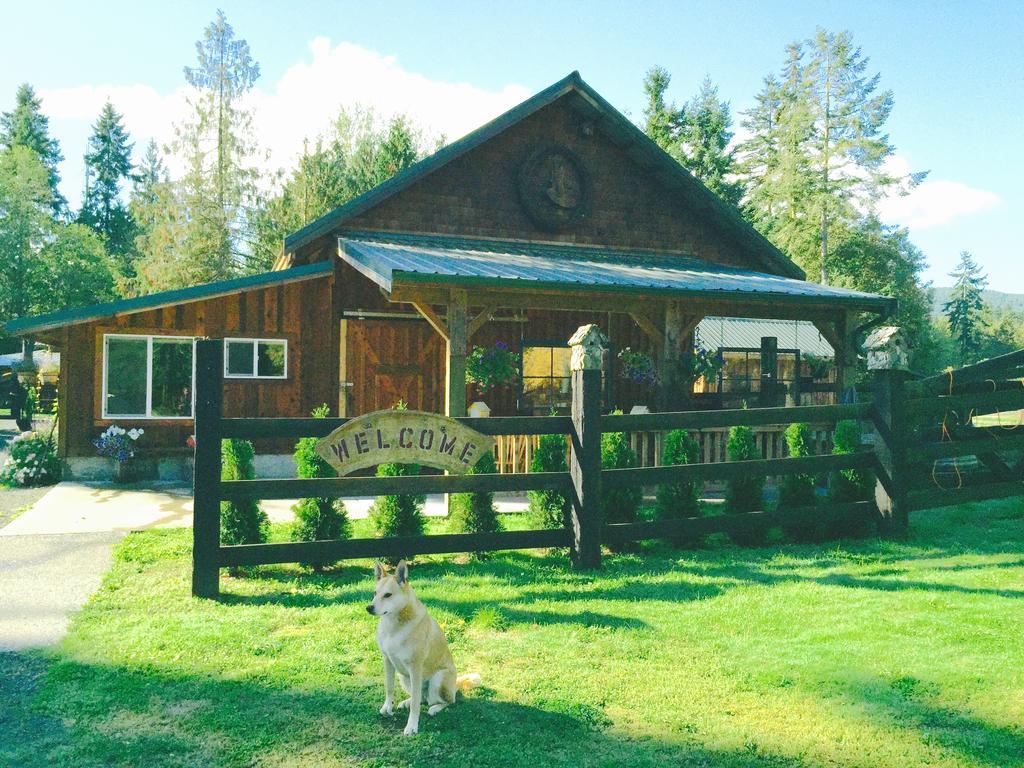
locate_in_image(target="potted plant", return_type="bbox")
[94,425,144,483]
[465,341,520,404]
[617,347,659,389]
[802,353,830,381]
[684,344,725,385]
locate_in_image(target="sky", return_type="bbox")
[2,0,1022,290]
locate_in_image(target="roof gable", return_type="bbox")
[284,72,803,280]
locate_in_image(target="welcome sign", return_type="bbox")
[315,410,496,476]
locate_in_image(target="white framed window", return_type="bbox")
[224,338,288,379]
[102,334,196,419]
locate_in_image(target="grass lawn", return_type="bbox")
[4,499,1024,768]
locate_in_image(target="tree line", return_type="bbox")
[641,28,1013,371]
[0,14,1014,372]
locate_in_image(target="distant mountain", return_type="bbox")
[931,287,1024,318]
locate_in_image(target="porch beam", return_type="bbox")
[468,304,498,338]
[445,288,468,417]
[410,300,449,342]
[391,283,868,322]
[629,308,665,349]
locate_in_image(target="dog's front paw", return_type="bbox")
[403,722,419,736]
[379,700,394,716]
[397,697,412,710]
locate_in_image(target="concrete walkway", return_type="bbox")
[1,482,529,536]
[0,531,120,650]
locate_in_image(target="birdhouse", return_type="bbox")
[467,400,491,418]
[864,325,909,371]
[568,324,608,371]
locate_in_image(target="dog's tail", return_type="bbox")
[456,673,482,692]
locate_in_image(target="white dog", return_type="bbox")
[367,560,481,735]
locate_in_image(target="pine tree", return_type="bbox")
[165,10,261,286]
[641,66,684,157]
[251,110,423,271]
[0,146,53,325]
[680,77,743,206]
[78,102,137,277]
[943,251,988,365]
[0,84,65,214]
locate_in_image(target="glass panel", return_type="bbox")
[257,341,286,377]
[522,347,551,378]
[551,347,572,378]
[227,340,254,376]
[151,339,193,417]
[105,337,147,416]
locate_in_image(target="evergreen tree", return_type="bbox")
[641,66,684,156]
[778,422,822,543]
[0,146,53,326]
[79,102,137,277]
[220,438,268,557]
[251,110,423,271]
[0,84,65,214]
[680,77,743,206]
[600,428,641,527]
[943,251,988,365]
[724,426,768,546]
[528,433,570,530]
[162,10,261,287]
[655,429,702,546]
[449,451,503,558]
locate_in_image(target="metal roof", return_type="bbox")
[3,260,333,337]
[285,72,803,280]
[696,317,834,356]
[338,234,894,311]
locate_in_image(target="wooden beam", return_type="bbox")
[468,304,497,338]
[410,300,449,342]
[446,288,468,417]
[812,319,842,351]
[629,309,665,348]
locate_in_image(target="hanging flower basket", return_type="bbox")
[466,342,520,392]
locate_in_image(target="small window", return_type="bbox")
[520,344,573,415]
[224,338,287,379]
[103,335,194,419]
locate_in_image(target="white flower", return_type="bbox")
[128,429,142,440]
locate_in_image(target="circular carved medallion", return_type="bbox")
[517,145,591,231]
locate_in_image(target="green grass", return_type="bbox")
[5,499,1024,768]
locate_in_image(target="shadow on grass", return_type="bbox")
[842,675,1024,768]
[1,650,815,768]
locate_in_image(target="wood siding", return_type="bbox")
[332,99,761,272]
[61,275,336,457]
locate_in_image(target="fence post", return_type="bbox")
[568,325,606,569]
[865,327,910,537]
[192,338,224,598]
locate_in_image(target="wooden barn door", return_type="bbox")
[345,320,444,415]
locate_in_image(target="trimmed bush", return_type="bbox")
[369,460,426,542]
[724,425,768,546]
[449,450,503,557]
[655,429,702,546]
[779,422,823,542]
[220,439,268,551]
[601,428,641,526]
[828,419,875,538]
[528,433,571,530]
[291,405,350,570]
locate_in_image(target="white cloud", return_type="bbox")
[877,155,1000,230]
[39,39,531,204]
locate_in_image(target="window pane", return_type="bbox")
[522,347,550,378]
[227,340,254,376]
[257,341,286,377]
[151,339,193,417]
[105,337,147,416]
[551,347,572,378]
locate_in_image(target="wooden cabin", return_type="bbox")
[4,72,895,480]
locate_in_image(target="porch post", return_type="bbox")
[866,326,910,537]
[568,324,607,569]
[445,288,468,417]
[835,311,859,403]
[661,301,702,411]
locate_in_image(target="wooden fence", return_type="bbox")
[191,336,1024,598]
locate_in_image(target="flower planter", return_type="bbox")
[114,458,135,484]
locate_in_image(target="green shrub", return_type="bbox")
[655,429,702,546]
[449,451,502,557]
[220,439,268,551]
[528,433,570,530]
[828,419,875,537]
[291,405,350,570]
[724,425,767,546]
[601,428,641,526]
[369,460,426,542]
[779,422,822,542]
[0,430,61,487]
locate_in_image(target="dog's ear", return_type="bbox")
[395,560,409,586]
[374,561,387,581]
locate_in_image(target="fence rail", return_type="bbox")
[191,331,1024,599]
